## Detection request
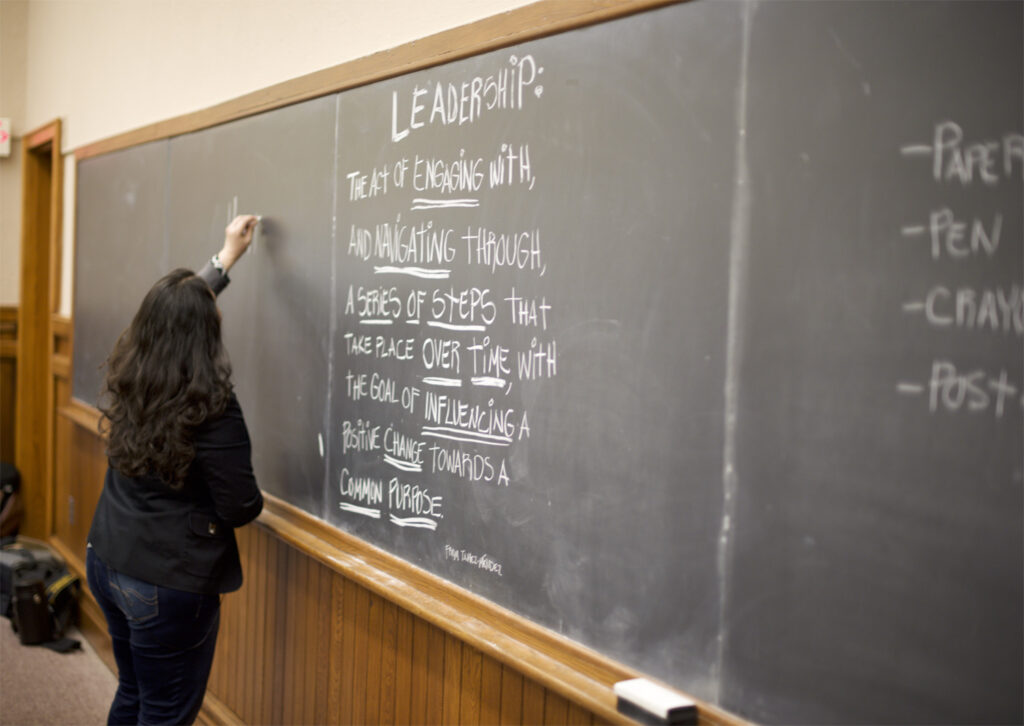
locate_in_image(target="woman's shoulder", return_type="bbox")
[194,391,250,448]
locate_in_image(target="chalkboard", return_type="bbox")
[75,138,169,395]
[73,2,1023,723]
[725,3,1023,723]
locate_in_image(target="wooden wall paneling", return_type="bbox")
[460,643,483,725]
[365,589,384,725]
[295,552,312,725]
[250,525,269,725]
[328,571,345,724]
[71,418,105,562]
[339,568,358,725]
[282,544,299,720]
[380,598,399,725]
[217,529,238,719]
[246,528,262,721]
[52,406,71,543]
[425,623,446,725]
[261,534,278,723]
[499,666,524,725]
[269,532,289,724]
[282,544,301,720]
[51,316,71,360]
[284,551,299,724]
[296,551,313,725]
[43,315,67,553]
[409,614,430,724]
[545,690,571,725]
[314,561,332,726]
[522,678,547,726]
[277,542,293,723]
[236,544,250,714]
[394,606,414,725]
[255,502,640,724]
[303,558,320,726]
[50,318,73,553]
[480,654,503,726]
[568,700,596,726]
[578,697,600,725]
[443,633,464,725]
[351,584,371,725]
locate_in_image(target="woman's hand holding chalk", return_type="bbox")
[218,214,260,271]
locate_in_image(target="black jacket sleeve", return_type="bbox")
[193,394,262,527]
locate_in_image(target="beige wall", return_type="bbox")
[0,1,28,306]
[3,0,534,311]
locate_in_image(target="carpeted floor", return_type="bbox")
[0,619,116,726]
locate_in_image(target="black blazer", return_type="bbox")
[88,261,262,594]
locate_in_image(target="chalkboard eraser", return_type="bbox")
[614,679,697,725]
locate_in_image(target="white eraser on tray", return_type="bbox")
[613,678,696,724]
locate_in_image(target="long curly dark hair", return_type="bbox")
[100,269,232,488]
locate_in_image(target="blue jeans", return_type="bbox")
[86,547,220,726]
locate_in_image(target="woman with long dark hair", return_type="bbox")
[86,215,263,725]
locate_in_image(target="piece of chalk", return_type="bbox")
[613,679,697,725]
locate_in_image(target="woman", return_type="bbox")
[87,215,264,726]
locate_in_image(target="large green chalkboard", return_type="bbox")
[74,2,1023,722]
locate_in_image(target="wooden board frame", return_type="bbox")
[68,2,748,724]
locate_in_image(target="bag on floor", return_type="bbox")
[0,542,61,618]
[3,539,80,646]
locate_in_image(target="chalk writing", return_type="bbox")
[897,360,1023,418]
[391,55,543,142]
[348,218,458,266]
[904,285,1023,334]
[901,121,1023,184]
[337,52,551,552]
[464,227,545,275]
[900,209,1002,259]
[444,545,504,577]
[896,120,1022,420]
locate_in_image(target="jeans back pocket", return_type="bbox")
[109,570,159,624]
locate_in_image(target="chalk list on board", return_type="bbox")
[333,54,551,573]
[897,122,1024,417]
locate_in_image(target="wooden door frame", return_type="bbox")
[15,118,62,540]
